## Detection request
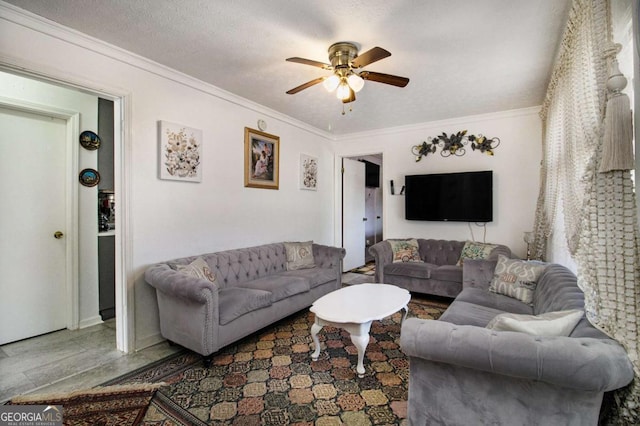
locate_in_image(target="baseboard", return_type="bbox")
[135,333,164,351]
[78,315,104,329]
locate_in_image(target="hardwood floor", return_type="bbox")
[0,319,180,403]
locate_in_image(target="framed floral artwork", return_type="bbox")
[300,154,318,190]
[244,127,279,189]
[158,121,202,182]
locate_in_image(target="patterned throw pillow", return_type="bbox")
[389,239,422,263]
[456,241,498,266]
[284,241,316,270]
[489,255,547,305]
[176,256,216,283]
[486,309,584,336]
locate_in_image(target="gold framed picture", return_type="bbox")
[244,127,279,189]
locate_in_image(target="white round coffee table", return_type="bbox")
[309,283,410,377]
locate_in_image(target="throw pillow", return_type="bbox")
[489,255,546,305]
[176,256,216,283]
[389,239,422,263]
[456,241,498,266]
[284,241,315,270]
[486,309,584,336]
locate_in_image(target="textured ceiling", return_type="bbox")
[4,0,571,135]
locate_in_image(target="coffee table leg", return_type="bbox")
[347,321,373,377]
[350,332,370,377]
[310,322,323,361]
[401,304,409,323]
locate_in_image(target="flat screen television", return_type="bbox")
[405,170,493,222]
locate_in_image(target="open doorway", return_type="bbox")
[340,153,383,271]
[0,68,131,353]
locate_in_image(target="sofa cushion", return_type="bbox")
[439,300,515,327]
[218,287,272,325]
[389,239,422,263]
[429,265,462,283]
[175,257,216,283]
[384,262,435,279]
[486,309,584,336]
[456,241,498,266]
[239,274,310,302]
[455,288,533,315]
[490,255,547,305]
[284,267,335,288]
[284,241,315,270]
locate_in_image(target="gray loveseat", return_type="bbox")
[401,259,634,425]
[368,239,511,298]
[145,242,345,365]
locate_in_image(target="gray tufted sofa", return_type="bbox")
[368,239,511,298]
[401,259,634,425]
[145,242,345,365]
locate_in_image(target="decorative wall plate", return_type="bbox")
[79,168,100,187]
[79,130,101,150]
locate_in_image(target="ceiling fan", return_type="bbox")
[285,42,410,105]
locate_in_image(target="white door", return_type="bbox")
[0,106,68,344]
[342,158,366,271]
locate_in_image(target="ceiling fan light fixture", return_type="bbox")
[347,73,365,92]
[323,74,340,92]
[336,80,351,100]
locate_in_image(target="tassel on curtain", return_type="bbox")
[600,43,634,172]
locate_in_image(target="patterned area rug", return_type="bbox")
[106,296,449,425]
[8,383,163,426]
[349,262,376,276]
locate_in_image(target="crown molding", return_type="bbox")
[333,106,542,141]
[0,1,334,140]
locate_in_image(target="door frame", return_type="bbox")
[0,96,80,331]
[333,152,384,257]
[0,66,134,353]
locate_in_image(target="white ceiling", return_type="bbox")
[4,0,571,135]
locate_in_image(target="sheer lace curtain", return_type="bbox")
[532,0,640,422]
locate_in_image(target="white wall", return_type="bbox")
[0,4,544,350]
[0,71,101,328]
[332,108,542,258]
[0,7,335,349]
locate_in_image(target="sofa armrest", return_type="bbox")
[369,241,392,282]
[145,263,221,356]
[313,243,346,270]
[401,318,634,392]
[487,244,511,260]
[313,243,346,285]
[145,263,219,303]
[462,259,497,290]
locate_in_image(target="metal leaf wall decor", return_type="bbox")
[411,130,500,161]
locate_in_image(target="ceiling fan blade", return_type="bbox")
[351,47,391,68]
[342,88,356,104]
[360,71,410,87]
[286,57,332,70]
[286,77,325,94]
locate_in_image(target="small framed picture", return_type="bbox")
[244,127,280,190]
[158,121,202,182]
[300,154,318,190]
